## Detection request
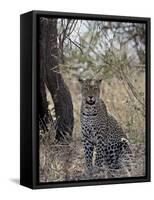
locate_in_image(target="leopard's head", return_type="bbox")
[79,78,102,105]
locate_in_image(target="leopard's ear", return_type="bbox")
[96,78,102,85]
[78,77,85,84]
[78,77,83,82]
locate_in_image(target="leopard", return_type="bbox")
[79,78,133,177]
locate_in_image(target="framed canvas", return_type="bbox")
[20,10,151,189]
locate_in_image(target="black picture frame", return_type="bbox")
[20,10,151,189]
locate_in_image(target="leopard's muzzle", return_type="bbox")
[86,96,96,105]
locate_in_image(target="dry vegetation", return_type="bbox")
[39,19,146,182]
[39,68,145,182]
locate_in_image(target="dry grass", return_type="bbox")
[39,138,145,182]
[39,69,145,182]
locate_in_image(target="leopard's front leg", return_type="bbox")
[82,137,94,173]
[95,135,105,168]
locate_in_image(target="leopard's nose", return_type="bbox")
[86,96,96,105]
[88,96,95,101]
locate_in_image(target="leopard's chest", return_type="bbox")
[81,114,103,142]
[81,114,99,129]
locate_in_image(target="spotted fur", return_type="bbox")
[79,78,132,175]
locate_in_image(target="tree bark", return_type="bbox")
[39,17,74,142]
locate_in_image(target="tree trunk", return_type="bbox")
[39,17,74,142]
